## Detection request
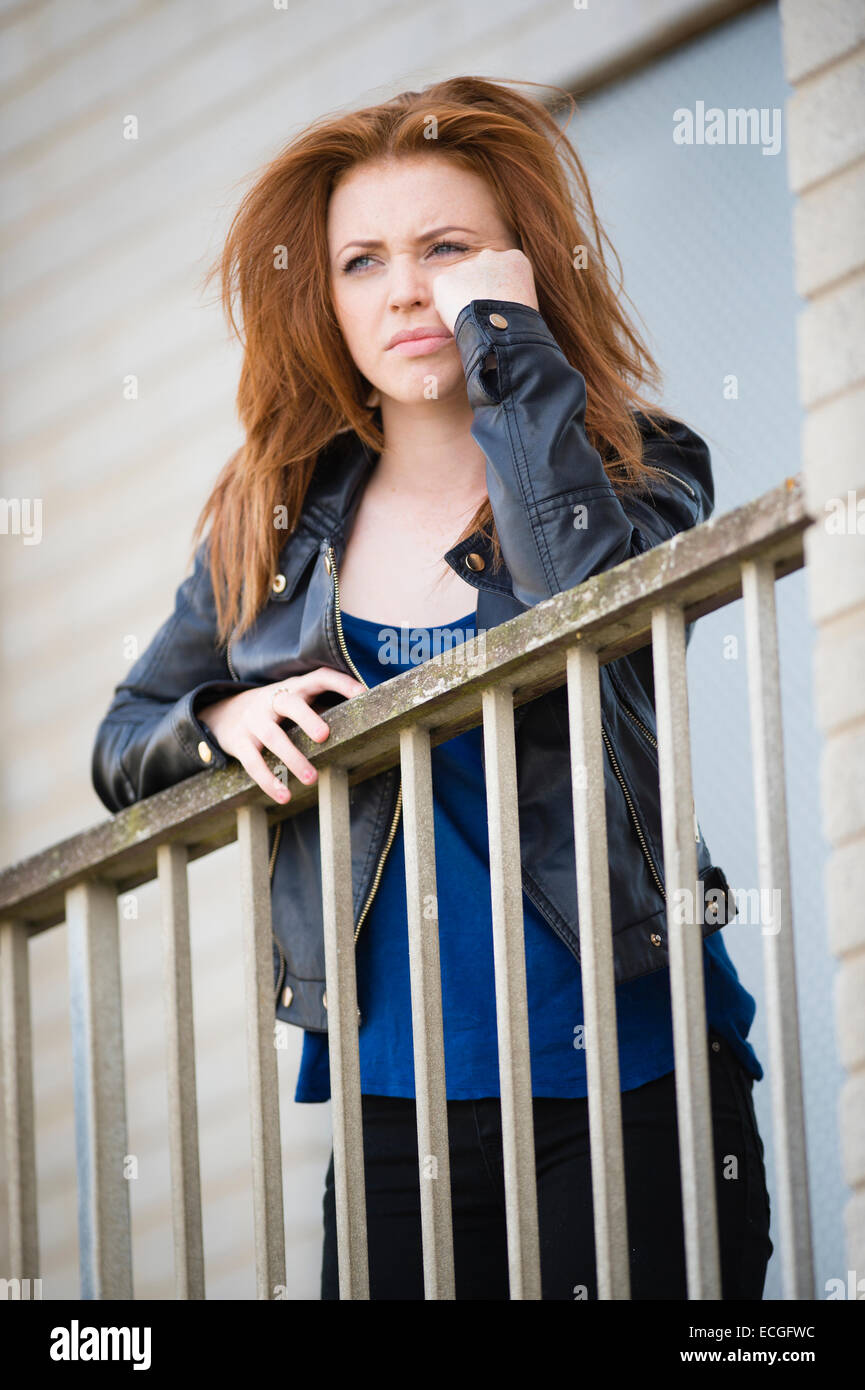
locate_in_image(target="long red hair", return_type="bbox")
[193,75,680,645]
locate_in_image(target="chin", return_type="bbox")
[381,362,465,404]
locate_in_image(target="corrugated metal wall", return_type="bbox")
[572,2,844,1300]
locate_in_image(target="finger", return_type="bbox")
[255,720,318,786]
[237,744,293,804]
[271,691,332,743]
[291,667,367,700]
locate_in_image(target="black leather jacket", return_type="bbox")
[91,298,736,1034]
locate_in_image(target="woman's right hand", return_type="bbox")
[197,667,367,805]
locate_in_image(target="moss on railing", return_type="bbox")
[0,476,809,933]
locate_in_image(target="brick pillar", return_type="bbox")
[780,0,865,1285]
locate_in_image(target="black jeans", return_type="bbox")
[321,1029,773,1300]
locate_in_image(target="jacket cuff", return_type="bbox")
[174,680,260,771]
[450,297,634,607]
[454,299,560,406]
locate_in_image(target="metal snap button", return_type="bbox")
[323,553,332,575]
[650,932,662,946]
[489,312,509,329]
[465,552,486,572]
[282,985,294,1008]
[711,1039,721,1052]
[708,900,719,915]
[197,740,213,764]
[272,573,287,594]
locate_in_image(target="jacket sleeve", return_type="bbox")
[452,298,714,610]
[91,537,261,814]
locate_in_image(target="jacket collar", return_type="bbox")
[293,427,377,542]
[285,422,505,592]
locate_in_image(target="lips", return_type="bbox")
[386,327,453,350]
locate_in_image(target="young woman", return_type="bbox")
[91,76,773,1300]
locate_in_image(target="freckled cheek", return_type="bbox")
[336,313,377,377]
[330,288,362,344]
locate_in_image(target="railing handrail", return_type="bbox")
[0,474,809,934]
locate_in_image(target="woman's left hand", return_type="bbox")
[432,248,539,334]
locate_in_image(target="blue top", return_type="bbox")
[294,607,762,1103]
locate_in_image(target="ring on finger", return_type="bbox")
[271,685,294,715]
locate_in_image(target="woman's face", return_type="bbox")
[327,154,518,405]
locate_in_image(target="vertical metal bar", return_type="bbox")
[481,684,541,1300]
[237,804,286,1300]
[741,556,814,1298]
[65,879,133,1299]
[157,841,205,1300]
[400,724,455,1300]
[566,646,631,1299]
[0,918,39,1279]
[651,602,721,1300]
[318,765,369,1300]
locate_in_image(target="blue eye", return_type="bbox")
[341,241,468,274]
[430,241,468,257]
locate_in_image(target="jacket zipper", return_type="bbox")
[651,463,697,501]
[226,628,288,1005]
[238,552,668,995]
[603,673,666,898]
[609,672,658,752]
[609,670,701,850]
[326,543,403,946]
[599,724,666,902]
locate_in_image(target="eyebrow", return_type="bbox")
[334,225,477,260]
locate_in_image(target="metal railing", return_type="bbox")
[0,474,814,1300]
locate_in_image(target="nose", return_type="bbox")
[386,253,433,312]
